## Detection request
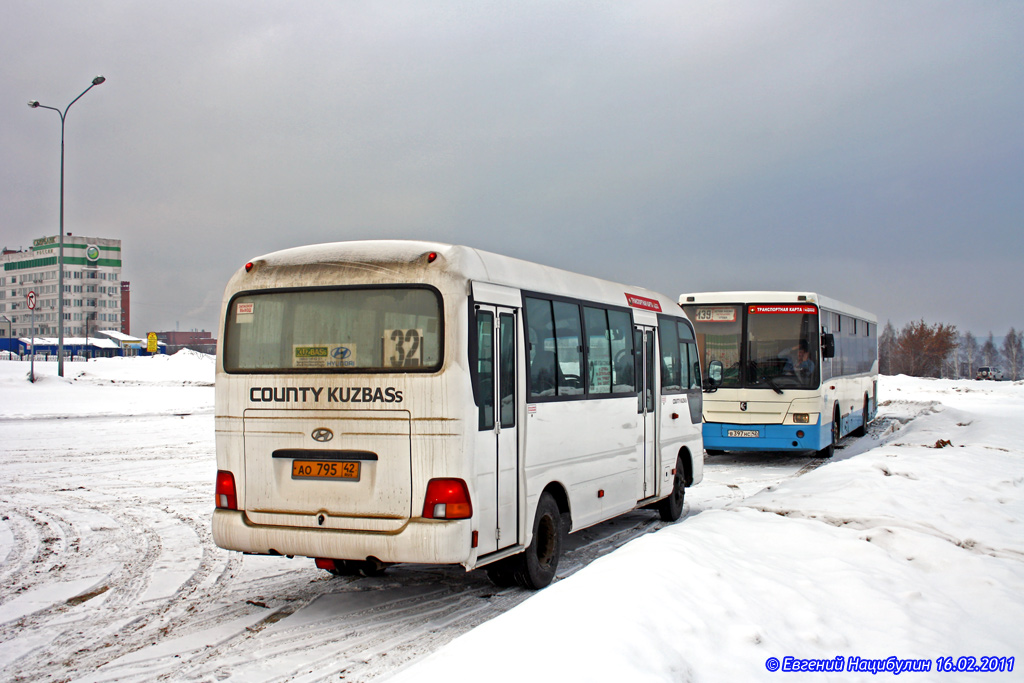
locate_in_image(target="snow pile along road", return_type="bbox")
[0,351,214,420]
[392,377,1024,682]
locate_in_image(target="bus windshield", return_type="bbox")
[685,305,742,388]
[684,303,820,390]
[746,305,820,389]
[223,287,442,373]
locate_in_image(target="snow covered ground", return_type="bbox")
[395,377,1024,682]
[1,355,1022,682]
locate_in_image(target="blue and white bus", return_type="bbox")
[680,292,877,457]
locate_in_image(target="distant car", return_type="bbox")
[976,366,1004,380]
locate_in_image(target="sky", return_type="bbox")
[3,1,1022,337]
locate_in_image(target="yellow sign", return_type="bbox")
[147,332,158,353]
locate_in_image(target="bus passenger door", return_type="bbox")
[474,305,520,555]
[634,326,657,501]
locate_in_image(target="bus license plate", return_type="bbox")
[727,430,760,438]
[291,460,360,481]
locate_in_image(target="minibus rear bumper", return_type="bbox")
[212,509,473,565]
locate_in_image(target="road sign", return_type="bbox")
[26,291,37,310]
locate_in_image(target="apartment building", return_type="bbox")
[1,234,122,339]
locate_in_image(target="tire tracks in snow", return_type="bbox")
[0,488,174,682]
[0,413,237,683]
[1,407,841,683]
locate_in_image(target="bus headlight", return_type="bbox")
[793,413,810,424]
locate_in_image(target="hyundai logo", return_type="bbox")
[311,428,334,442]
[331,346,352,360]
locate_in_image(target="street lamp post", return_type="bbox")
[28,75,106,377]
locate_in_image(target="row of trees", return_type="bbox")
[879,321,1023,380]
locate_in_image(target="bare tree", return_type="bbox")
[1003,328,1023,380]
[949,337,961,379]
[981,333,999,368]
[891,320,959,378]
[961,332,978,378]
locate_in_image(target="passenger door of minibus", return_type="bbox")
[635,326,657,500]
[474,304,519,555]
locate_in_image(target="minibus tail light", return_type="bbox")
[422,478,472,519]
[244,262,254,273]
[216,470,238,510]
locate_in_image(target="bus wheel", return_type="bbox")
[514,492,563,589]
[656,456,686,522]
[818,408,838,459]
[852,397,869,438]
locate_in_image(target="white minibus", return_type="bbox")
[213,241,703,588]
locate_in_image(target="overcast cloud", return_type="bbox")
[3,1,1022,336]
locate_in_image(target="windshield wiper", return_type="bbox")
[746,361,784,395]
[758,375,784,395]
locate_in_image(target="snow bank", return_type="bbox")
[0,351,214,419]
[391,376,1024,682]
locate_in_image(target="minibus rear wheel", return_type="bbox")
[485,492,564,590]
[492,492,562,590]
[656,456,686,522]
[516,492,562,589]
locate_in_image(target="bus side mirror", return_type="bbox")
[706,360,723,391]
[821,333,835,359]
